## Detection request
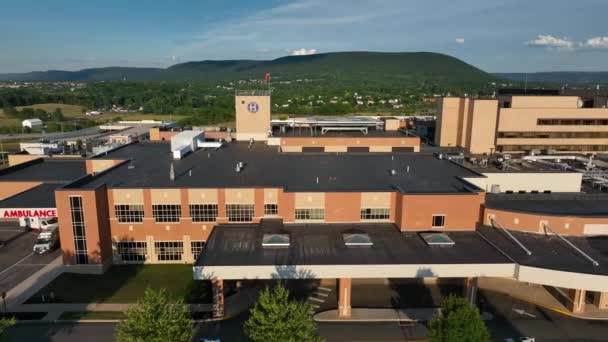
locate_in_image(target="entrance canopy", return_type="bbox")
[194,222,514,280]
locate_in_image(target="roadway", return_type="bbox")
[5,290,608,341]
[0,127,102,142]
[0,222,60,296]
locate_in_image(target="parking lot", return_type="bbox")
[0,221,60,295]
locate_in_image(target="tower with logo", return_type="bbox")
[235,90,271,141]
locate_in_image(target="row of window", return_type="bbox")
[69,196,89,265]
[114,205,395,223]
[498,131,608,139]
[537,119,608,126]
[499,144,608,152]
[115,240,206,262]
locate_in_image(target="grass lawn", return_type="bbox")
[26,264,211,304]
[16,103,84,116]
[59,311,127,320]
[0,117,21,128]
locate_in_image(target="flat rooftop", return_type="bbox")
[478,225,608,276]
[485,193,608,217]
[0,159,86,183]
[75,141,482,193]
[196,222,511,267]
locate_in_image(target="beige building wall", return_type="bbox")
[264,189,278,204]
[498,108,608,132]
[187,189,218,204]
[7,154,42,167]
[360,192,391,208]
[510,96,579,109]
[435,97,464,148]
[464,172,582,193]
[465,100,499,154]
[235,95,271,141]
[225,188,255,204]
[150,189,181,204]
[325,146,348,153]
[384,119,400,131]
[294,193,325,209]
[112,189,144,204]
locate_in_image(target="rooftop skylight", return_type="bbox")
[262,233,290,248]
[420,232,455,247]
[343,232,373,247]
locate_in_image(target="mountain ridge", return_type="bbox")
[0,51,496,85]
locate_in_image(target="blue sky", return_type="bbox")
[0,0,606,73]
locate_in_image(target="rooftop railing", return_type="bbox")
[235,90,271,96]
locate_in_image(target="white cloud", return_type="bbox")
[583,36,608,49]
[526,34,575,50]
[455,37,465,44]
[286,48,317,56]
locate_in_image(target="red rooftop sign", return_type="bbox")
[0,208,57,218]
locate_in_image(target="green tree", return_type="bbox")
[428,295,490,342]
[115,288,193,342]
[0,317,16,341]
[244,284,323,342]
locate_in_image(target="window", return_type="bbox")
[295,208,325,221]
[537,118,608,126]
[498,131,608,139]
[152,204,181,223]
[226,204,254,222]
[69,196,88,264]
[264,204,278,216]
[115,241,147,262]
[432,215,445,228]
[154,241,183,261]
[114,204,144,223]
[191,241,206,260]
[189,204,218,222]
[360,208,390,220]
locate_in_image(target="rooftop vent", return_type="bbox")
[262,233,290,248]
[420,232,455,247]
[343,232,373,248]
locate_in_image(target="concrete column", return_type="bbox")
[182,235,192,263]
[337,278,352,318]
[212,278,225,318]
[593,292,608,310]
[146,235,156,263]
[465,277,478,306]
[568,289,586,314]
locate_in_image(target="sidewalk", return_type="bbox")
[478,277,608,320]
[9,286,261,322]
[5,255,64,310]
[314,308,440,322]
